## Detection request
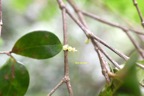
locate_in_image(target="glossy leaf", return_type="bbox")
[0,58,29,96]
[12,31,62,59]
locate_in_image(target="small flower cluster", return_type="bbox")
[63,44,77,52]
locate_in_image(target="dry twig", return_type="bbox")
[48,0,144,95]
[0,0,2,36]
[48,0,73,96]
[82,11,144,35]
[132,0,144,28]
[67,0,121,69]
[62,2,130,61]
[91,39,111,83]
[67,0,114,82]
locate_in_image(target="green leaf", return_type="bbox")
[0,58,29,96]
[11,31,62,59]
[99,52,141,96]
[136,60,144,86]
[113,52,141,96]
[99,84,113,96]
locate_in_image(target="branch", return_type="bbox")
[61,2,73,95]
[90,33,129,60]
[61,4,69,76]
[61,4,129,61]
[80,11,144,56]
[67,0,121,68]
[67,0,88,28]
[47,78,64,96]
[48,0,73,96]
[132,0,144,28]
[137,63,144,69]
[91,39,111,83]
[82,11,144,35]
[0,0,2,36]
[124,30,144,58]
[94,40,121,69]
[67,0,144,70]
[0,51,11,56]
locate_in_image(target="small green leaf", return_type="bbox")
[0,58,29,96]
[11,31,62,59]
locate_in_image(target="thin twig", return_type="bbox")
[65,76,73,96]
[82,11,144,35]
[124,30,144,58]
[61,2,73,95]
[61,5,129,61]
[67,0,121,70]
[81,11,144,56]
[0,51,11,55]
[91,39,111,83]
[132,0,144,28]
[61,5,69,76]
[67,0,120,79]
[0,0,2,36]
[67,0,88,28]
[48,0,73,96]
[67,1,144,70]
[137,63,144,69]
[47,79,64,96]
[68,0,121,69]
[94,40,121,69]
[91,34,129,60]
[139,82,144,87]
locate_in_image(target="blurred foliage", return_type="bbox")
[10,0,33,12]
[39,1,58,21]
[10,0,58,21]
[104,0,144,23]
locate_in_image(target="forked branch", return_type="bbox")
[48,0,144,95]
